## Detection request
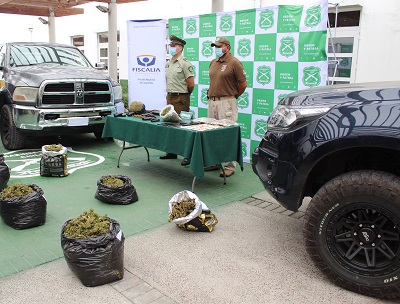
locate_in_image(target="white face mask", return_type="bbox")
[169,47,177,57]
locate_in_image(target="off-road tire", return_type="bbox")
[1,105,26,150]
[304,170,400,298]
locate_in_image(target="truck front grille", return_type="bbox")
[40,81,112,106]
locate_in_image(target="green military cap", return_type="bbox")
[169,35,186,46]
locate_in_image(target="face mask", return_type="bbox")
[215,47,223,58]
[169,47,177,57]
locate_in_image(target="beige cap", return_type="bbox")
[211,36,230,47]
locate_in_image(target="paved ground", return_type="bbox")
[1,192,399,304]
[0,134,399,303]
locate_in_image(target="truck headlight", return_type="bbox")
[113,85,122,103]
[13,87,38,104]
[267,105,331,130]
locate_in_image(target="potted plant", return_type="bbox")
[61,208,125,287]
[0,183,47,229]
[40,143,68,177]
[95,175,138,205]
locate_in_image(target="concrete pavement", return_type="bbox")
[0,191,396,304]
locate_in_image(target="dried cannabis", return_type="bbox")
[161,107,171,116]
[129,101,145,113]
[101,175,124,187]
[168,199,196,222]
[64,208,111,238]
[44,144,63,152]
[0,184,36,198]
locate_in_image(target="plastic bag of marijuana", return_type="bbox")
[61,217,125,287]
[95,175,138,205]
[40,144,68,177]
[160,105,181,123]
[0,154,10,191]
[168,190,218,232]
[0,184,47,230]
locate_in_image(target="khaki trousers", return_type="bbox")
[208,96,238,171]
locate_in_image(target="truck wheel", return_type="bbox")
[304,170,400,298]
[1,105,26,150]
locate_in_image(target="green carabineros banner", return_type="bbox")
[169,0,328,162]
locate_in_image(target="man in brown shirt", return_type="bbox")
[208,36,247,177]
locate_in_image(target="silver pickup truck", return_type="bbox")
[0,42,122,150]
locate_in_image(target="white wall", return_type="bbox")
[1,0,399,82]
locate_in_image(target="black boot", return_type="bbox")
[181,158,190,166]
[160,153,177,159]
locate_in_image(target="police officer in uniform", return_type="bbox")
[208,36,247,177]
[160,35,195,165]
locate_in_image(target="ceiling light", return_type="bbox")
[38,17,48,24]
[96,5,110,13]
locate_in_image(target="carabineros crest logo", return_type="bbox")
[201,88,209,105]
[186,18,197,35]
[220,14,233,32]
[302,66,321,87]
[257,65,272,86]
[241,142,248,158]
[254,119,268,138]
[238,38,252,57]
[279,37,295,58]
[259,9,274,30]
[305,5,322,27]
[202,40,213,58]
[237,92,249,109]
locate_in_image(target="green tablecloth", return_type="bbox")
[102,116,243,180]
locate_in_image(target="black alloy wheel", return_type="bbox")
[304,170,400,299]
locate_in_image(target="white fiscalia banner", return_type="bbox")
[127,19,167,111]
[168,0,328,162]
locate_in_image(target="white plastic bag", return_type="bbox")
[160,105,181,123]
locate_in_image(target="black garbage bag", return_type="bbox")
[61,218,125,287]
[95,175,138,205]
[40,145,68,177]
[0,184,47,230]
[0,154,10,191]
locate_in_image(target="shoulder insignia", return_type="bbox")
[188,66,194,73]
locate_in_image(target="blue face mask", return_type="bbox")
[169,47,177,57]
[215,47,224,58]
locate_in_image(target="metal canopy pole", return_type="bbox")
[48,9,56,43]
[212,0,224,13]
[108,0,118,81]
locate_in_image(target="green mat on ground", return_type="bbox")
[0,134,264,278]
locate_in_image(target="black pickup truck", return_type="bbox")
[0,42,122,150]
[252,81,400,299]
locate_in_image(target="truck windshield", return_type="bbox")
[10,45,92,68]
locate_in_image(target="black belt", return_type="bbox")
[167,92,188,96]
